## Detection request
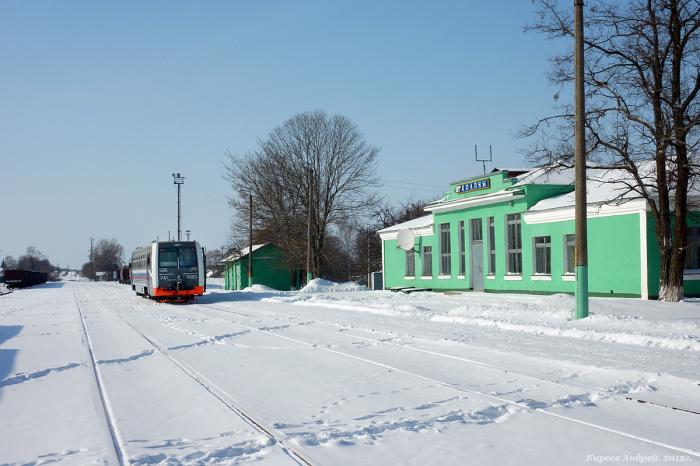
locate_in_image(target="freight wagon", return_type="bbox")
[3,270,48,288]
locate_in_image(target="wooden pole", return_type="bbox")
[574,0,589,319]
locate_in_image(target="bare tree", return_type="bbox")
[522,0,700,301]
[225,111,380,278]
[16,247,54,274]
[86,239,124,279]
[2,256,18,270]
[352,198,431,283]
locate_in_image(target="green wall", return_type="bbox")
[383,169,700,299]
[646,213,700,298]
[383,198,643,296]
[224,244,292,291]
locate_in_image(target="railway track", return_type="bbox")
[81,288,315,466]
[182,301,700,459]
[95,284,700,459]
[195,301,700,415]
[71,284,129,466]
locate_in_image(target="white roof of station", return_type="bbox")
[529,168,639,211]
[510,164,576,188]
[376,215,434,234]
[222,243,269,262]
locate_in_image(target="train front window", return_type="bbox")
[179,248,197,267]
[159,247,197,269]
[159,250,179,268]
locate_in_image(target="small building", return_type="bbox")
[222,243,295,291]
[378,165,700,299]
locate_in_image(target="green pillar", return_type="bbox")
[576,265,589,319]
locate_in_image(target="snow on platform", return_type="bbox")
[1,282,699,464]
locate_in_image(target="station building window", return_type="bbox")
[422,246,433,277]
[564,234,576,275]
[685,227,700,271]
[439,223,451,275]
[487,217,496,275]
[534,236,551,275]
[506,214,522,274]
[458,221,466,276]
[471,218,483,241]
[405,248,415,277]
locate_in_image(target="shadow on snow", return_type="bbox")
[0,325,23,401]
[197,290,288,305]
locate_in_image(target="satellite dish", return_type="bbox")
[397,229,415,251]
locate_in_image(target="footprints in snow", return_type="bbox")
[97,349,154,365]
[127,434,274,465]
[0,362,82,387]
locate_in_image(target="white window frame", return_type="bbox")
[533,235,551,276]
[422,245,433,277]
[564,234,576,276]
[505,214,522,275]
[405,248,415,278]
[684,226,700,273]
[458,221,466,276]
[439,223,451,276]
[487,216,495,275]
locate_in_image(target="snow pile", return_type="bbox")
[299,278,367,293]
[438,293,575,324]
[266,293,431,318]
[267,289,700,352]
[431,312,700,351]
[431,294,700,352]
[241,284,281,293]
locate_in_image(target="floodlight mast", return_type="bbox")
[172,173,185,241]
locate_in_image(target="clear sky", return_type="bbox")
[0,0,568,270]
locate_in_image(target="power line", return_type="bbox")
[383,179,446,188]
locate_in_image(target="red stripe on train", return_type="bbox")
[152,286,205,297]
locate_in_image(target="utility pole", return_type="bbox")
[89,237,95,281]
[366,231,371,287]
[306,164,313,284]
[172,173,185,241]
[248,193,253,286]
[574,0,589,319]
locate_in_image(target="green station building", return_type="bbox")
[222,243,296,291]
[378,166,700,299]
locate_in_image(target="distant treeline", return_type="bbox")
[2,246,57,278]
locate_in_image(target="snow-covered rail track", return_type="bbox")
[190,302,700,459]
[97,302,316,466]
[71,284,130,466]
[337,329,700,415]
[198,302,700,415]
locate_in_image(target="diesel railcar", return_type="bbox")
[131,240,206,300]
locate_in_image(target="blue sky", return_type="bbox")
[0,1,568,269]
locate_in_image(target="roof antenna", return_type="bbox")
[475,145,493,175]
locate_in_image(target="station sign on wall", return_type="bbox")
[455,178,490,194]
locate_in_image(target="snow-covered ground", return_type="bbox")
[0,281,699,465]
